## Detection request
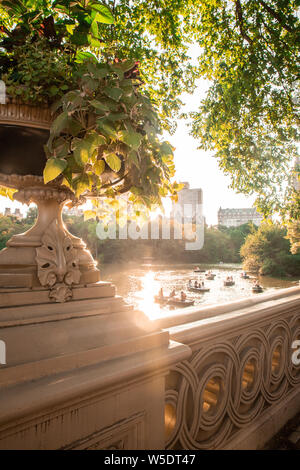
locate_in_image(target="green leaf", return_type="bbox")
[104,153,121,172]
[90,100,110,112]
[67,119,83,137]
[128,150,139,167]
[43,158,67,184]
[118,130,142,149]
[90,3,114,24]
[130,186,142,195]
[73,132,105,167]
[97,120,116,139]
[74,142,90,167]
[107,112,128,122]
[75,175,91,197]
[66,24,76,35]
[103,86,123,102]
[160,141,174,155]
[75,51,98,64]
[88,34,102,48]
[50,111,69,135]
[94,159,106,176]
[90,20,99,38]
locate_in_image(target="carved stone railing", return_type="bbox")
[161,286,300,450]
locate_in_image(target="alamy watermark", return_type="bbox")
[95,203,205,251]
[292,340,300,366]
[0,340,6,365]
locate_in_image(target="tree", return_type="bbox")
[0,0,199,132]
[0,215,32,250]
[105,0,299,229]
[218,222,256,261]
[101,1,299,240]
[0,0,183,209]
[188,0,299,220]
[240,222,300,277]
[1,1,298,233]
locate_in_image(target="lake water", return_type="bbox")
[101,263,299,319]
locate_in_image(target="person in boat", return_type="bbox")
[194,280,198,288]
[201,281,204,287]
[180,291,187,301]
[159,287,164,298]
[169,289,176,298]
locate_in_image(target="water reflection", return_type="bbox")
[136,271,161,320]
[101,263,298,319]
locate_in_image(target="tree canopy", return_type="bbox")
[0,1,299,229]
[240,221,300,277]
[189,0,299,222]
[71,0,300,222]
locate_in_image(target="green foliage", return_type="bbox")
[0,214,33,250]
[240,222,300,277]
[0,0,199,128]
[44,59,177,205]
[189,0,299,218]
[2,40,75,104]
[62,214,253,265]
[218,222,255,261]
[0,0,113,54]
[1,0,299,221]
[0,0,179,208]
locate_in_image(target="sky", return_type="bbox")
[0,74,256,226]
[165,78,255,225]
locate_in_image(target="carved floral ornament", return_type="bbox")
[36,219,81,302]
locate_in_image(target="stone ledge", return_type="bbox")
[0,340,190,434]
[0,281,116,310]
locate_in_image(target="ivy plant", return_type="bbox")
[44,58,178,208]
[0,0,180,211]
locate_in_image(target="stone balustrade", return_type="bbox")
[158,286,300,450]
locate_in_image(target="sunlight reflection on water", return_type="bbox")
[101,264,298,319]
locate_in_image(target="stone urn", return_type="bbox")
[0,100,100,302]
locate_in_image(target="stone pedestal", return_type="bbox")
[0,102,191,449]
[0,286,189,449]
[0,176,100,297]
[0,178,190,449]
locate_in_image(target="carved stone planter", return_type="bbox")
[0,102,100,301]
[0,101,190,451]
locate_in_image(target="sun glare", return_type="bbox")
[136,271,162,320]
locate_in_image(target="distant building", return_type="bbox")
[14,208,22,219]
[171,183,203,222]
[63,207,84,217]
[218,207,263,227]
[3,208,23,219]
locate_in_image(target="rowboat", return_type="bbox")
[167,298,195,307]
[252,285,263,293]
[224,280,235,286]
[188,286,210,293]
[194,269,206,273]
[205,274,215,280]
[241,273,250,279]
